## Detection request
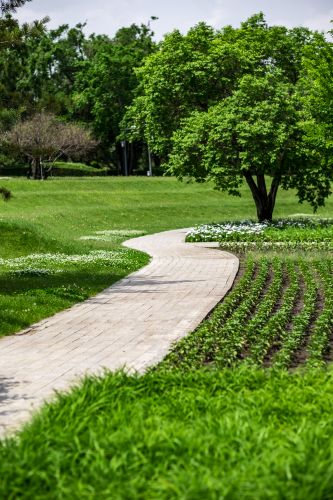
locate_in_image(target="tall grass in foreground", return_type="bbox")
[1,369,333,499]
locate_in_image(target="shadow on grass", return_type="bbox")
[0,270,127,296]
[0,269,131,337]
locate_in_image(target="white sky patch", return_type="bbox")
[15,0,332,39]
[302,10,333,32]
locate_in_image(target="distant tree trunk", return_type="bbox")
[244,173,280,222]
[128,142,134,175]
[116,143,123,175]
[31,158,37,179]
[31,157,44,179]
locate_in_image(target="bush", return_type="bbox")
[51,162,109,177]
[0,153,28,176]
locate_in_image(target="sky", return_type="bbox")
[16,0,333,39]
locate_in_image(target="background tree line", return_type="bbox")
[0,1,332,219]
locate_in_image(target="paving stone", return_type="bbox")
[0,228,238,437]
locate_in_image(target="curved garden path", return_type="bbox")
[0,229,238,437]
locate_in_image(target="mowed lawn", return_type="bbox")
[1,176,333,499]
[1,177,332,246]
[1,176,330,337]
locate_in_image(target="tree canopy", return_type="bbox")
[126,13,333,220]
[0,14,157,174]
[73,21,156,174]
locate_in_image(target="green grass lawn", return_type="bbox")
[1,177,333,498]
[1,177,332,247]
[0,176,330,338]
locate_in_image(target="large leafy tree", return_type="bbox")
[168,72,327,221]
[127,13,331,219]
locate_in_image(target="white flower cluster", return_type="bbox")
[187,221,267,241]
[0,250,134,270]
[79,236,113,242]
[186,218,333,242]
[271,218,329,228]
[79,229,146,242]
[188,221,268,240]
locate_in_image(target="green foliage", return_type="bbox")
[307,261,333,368]
[168,71,314,201]
[2,368,333,498]
[298,29,333,182]
[17,22,87,115]
[128,14,322,155]
[52,162,108,176]
[0,14,49,111]
[163,221,333,371]
[128,14,332,220]
[73,22,156,172]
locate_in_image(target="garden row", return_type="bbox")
[159,255,333,371]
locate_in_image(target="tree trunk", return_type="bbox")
[31,158,44,179]
[31,158,37,179]
[244,173,280,222]
[116,143,123,175]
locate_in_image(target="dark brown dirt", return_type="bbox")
[263,265,304,367]
[238,263,275,361]
[290,273,325,368]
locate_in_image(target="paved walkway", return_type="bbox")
[0,229,238,437]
